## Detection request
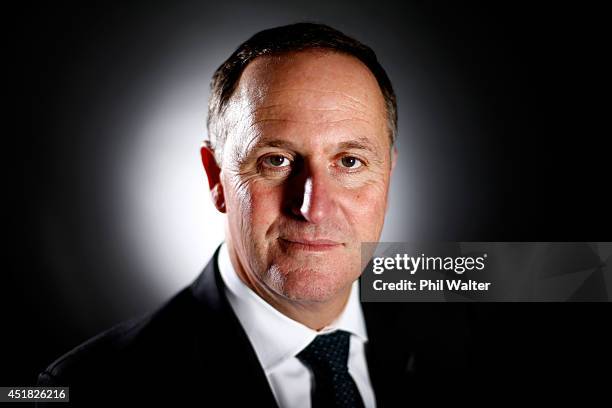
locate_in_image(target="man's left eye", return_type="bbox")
[337,156,363,169]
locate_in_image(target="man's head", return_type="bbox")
[201,23,398,310]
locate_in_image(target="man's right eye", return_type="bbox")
[262,155,291,168]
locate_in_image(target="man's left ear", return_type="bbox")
[390,146,398,176]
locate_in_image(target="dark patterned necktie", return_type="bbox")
[296,330,366,408]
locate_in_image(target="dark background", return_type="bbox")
[6,0,610,400]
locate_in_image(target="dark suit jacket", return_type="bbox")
[37,245,475,407]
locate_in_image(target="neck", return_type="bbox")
[226,241,351,331]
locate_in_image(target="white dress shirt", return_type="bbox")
[217,242,376,408]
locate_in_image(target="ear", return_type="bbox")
[390,145,398,177]
[385,146,398,213]
[200,141,226,214]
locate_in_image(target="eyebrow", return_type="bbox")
[337,137,379,153]
[249,138,298,151]
[248,136,379,154]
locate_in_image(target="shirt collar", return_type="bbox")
[217,241,368,372]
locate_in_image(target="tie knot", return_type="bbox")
[297,330,351,374]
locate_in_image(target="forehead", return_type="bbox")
[238,50,384,105]
[230,50,389,149]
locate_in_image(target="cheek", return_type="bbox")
[225,175,257,248]
[236,179,284,237]
[341,182,389,240]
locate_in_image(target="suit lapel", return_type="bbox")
[189,245,279,407]
[362,300,472,405]
[362,302,416,406]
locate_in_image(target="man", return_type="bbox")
[38,23,471,407]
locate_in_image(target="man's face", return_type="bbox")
[219,50,395,303]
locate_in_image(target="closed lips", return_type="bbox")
[281,238,341,245]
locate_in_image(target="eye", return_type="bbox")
[337,156,363,169]
[262,155,291,168]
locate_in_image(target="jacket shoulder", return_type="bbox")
[37,286,205,386]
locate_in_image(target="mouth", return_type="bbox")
[278,237,343,252]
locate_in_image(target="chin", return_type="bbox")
[266,263,355,303]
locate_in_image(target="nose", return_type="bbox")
[289,165,336,224]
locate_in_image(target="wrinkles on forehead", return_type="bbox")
[248,89,376,125]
